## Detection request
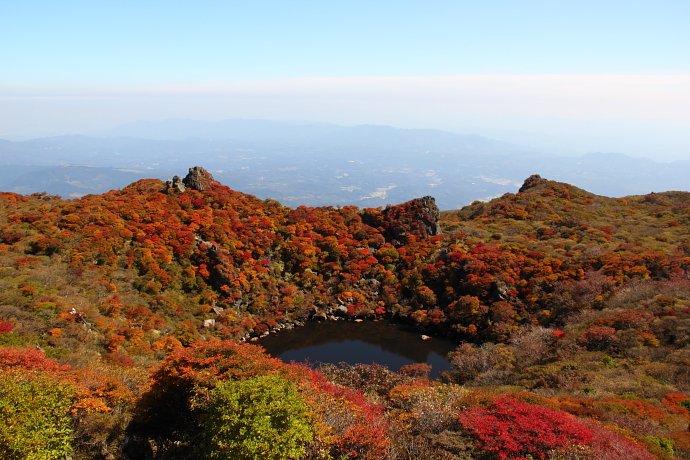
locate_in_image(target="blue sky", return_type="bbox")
[1,1,689,159]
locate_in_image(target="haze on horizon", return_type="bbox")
[1,1,689,161]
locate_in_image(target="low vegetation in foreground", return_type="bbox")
[1,168,690,459]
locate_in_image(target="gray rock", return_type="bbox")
[164,175,186,193]
[183,166,215,191]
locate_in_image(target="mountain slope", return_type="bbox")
[1,169,690,459]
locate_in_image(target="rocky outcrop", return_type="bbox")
[518,174,548,193]
[164,175,186,193]
[381,196,441,245]
[183,166,215,191]
[163,167,216,194]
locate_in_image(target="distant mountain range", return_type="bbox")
[88,119,522,152]
[0,119,687,209]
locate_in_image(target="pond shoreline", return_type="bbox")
[257,318,459,379]
[242,309,455,344]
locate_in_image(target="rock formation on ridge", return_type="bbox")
[164,175,187,193]
[518,174,548,193]
[381,195,441,245]
[183,166,215,191]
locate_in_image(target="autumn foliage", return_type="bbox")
[458,397,593,459]
[2,170,690,458]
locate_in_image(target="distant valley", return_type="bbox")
[0,119,687,208]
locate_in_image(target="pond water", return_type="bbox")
[258,320,459,379]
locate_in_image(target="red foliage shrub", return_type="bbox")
[577,326,617,351]
[0,346,70,374]
[662,392,690,417]
[602,397,669,423]
[581,419,658,460]
[399,363,432,379]
[253,323,269,335]
[458,397,593,460]
[320,362,404,396]
[557,397,606,420]
[536,227,556,240]
[13,256,41,268]
[29,236,63,255]
[306,368,391,459]
[0,321,14,334]
[19,284,37,297]
[149,340,289,386]
[670,432,690,457]
[610,309,654,330]
[101,352,136,368]
[1,231,24,244]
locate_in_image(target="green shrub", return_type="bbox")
[201,374,314,460]
[679,399,690,411]
[0,331,30,348]
[0,370,74,460]
[644,436,674,455]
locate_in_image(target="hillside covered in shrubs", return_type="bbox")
[1,167,690,459]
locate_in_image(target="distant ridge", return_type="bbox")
[88,118,526,152]
[0,120,688,209]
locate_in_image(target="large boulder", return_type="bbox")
[183,166,215,191]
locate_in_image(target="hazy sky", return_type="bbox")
[1,1,689,159]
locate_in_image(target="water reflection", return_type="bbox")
[259,320,458,379]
